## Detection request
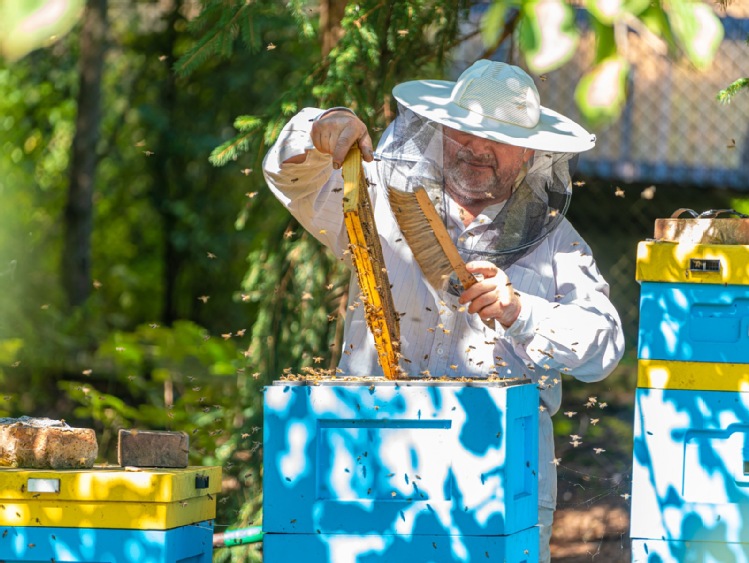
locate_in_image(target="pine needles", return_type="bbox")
[717,77,749,104]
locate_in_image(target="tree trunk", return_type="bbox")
[320,0,347,57]
[155,0,181,325]
[62,0,107,307]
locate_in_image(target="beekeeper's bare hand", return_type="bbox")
[459,261,521,328]
[311,110,374,169]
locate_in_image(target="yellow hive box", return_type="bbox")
[636,240,749,284]
[638,359,749,392]
[0,465,221,530]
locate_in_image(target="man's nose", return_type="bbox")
[462,136,493,155]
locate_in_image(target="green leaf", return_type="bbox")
[585,0,622,25]
[575,54,630,126]
[667,0,724,70]
[585,0,651,25]
[717,77,749,104]
[519,0,579,74]
[0,338,23,364]
[481,2,510,48]
[639,3,675,45]
[589,17,617,64]
[0,0,84,62]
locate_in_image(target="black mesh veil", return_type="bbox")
[375,104,575,272]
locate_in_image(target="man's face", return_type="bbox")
[442,126,534,210]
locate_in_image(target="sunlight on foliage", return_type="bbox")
[668,0,724,70]
[575,54,630,127]
[480,0,725,125]
[519,0,579,74]
[0,0,84,62]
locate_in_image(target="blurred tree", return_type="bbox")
[321,0,347,57]
[63,0,107,307]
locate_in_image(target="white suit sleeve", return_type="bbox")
[498,226,625,383]
[262,107,350,260]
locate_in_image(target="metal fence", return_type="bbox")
[453,10,748,349]
[538,15,749,191]
[533,15,749,351]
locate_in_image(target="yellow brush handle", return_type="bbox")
[341,147,402,380]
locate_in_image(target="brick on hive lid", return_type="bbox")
[0,416,98,469]
[654,209,749,245]
[118,429,189,468]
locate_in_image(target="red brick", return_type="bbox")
[0,417,98,469]
[117,429,189,468]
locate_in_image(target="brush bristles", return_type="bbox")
[387,187,454,290]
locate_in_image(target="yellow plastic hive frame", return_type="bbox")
[341,147,402,379]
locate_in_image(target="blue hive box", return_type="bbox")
[636,240,749,364]
[632,537,749,563]
[630,386,749,559]
[263,527,539,562]
[0,521,213,562]
[263,379,539,562]
[638,282,749,364]
[632,239,749,561]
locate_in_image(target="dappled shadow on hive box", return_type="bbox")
[632,238,749,561]
[263,378,539,562]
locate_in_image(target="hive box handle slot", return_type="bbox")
[27,478,60,493]
[689,258,721,272]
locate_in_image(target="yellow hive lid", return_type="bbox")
[0,465,221,503]
[636,240,749,285]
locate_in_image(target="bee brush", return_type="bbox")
[387,186,477,292]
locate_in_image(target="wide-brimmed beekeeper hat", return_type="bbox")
[392,59,595,153]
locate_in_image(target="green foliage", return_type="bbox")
[55,320,266,528]
[0,1,293,534]
[668,0,724,70]
[181,0,472,166]
[59,321,246,457]
[585,0,650,25]
[518,0,579,74]
[175,1,317,78]
[574,54,630,128]
[210,116,264,166]
[717,77,749,104]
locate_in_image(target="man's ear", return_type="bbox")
[522,148,535,163]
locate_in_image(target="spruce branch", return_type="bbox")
[234,115,264,132]
[209,131,257,166]
[717,78,749,104]
[174,30,230,77]
[175,2,257,77]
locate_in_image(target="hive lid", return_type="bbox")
[0,465,221,502]
[655,208,749,245]
[636,240,749,284]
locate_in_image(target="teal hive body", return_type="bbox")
[263,379,539,562]
[0,521,213,562]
